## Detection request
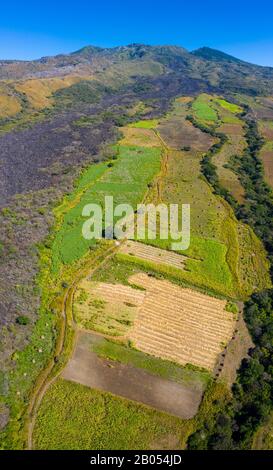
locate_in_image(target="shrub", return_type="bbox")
[16,315,30,325]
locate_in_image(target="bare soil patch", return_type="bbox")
[218,123,244,136]
[62,331,203,419]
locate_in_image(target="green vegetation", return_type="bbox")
[130,119,159,129]
[187,114,273,450]
[33,377,230,450]
[52,144,161,272]
[186,109,271,296]
[73,285,136,336]
[117,236,236,298]
[214,98,243,114]
[15,315,30,325]
[225,301,238,314]
[33,378,185,450]
[192,94,218,125]
[188,289,273,450]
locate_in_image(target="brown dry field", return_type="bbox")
[157,118,214,151]
[15,75,88,109]
[259,121,273,140]
[129,273,236,371]
[216,310,253,386]
[119,240,187,270]
[62,330,204,419]
[218,122,244,136]
[120,126,161,147]
[0,91,21,117]
[260,148,273,188]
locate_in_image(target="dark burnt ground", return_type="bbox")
[62,331,204,419]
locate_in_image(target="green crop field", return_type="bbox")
[33,378,229,450]
[214,98,242,114]
[130,119,159,129]
[192,94,218,124]
[51,144,161,272]
[33,378,185,450]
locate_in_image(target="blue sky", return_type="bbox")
[1,0,273,66]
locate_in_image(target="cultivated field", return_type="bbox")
[128,273,236,371]
[74,278,145,336]
[214,101,246,203]
[119,240,187,270]
[33,378,188,450]
[260,142,273,188]
[157,98,215,151]
[192,94,218,125]
[75,272,236,371]
[120,126,161,147]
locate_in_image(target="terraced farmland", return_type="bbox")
[15,92,272,450]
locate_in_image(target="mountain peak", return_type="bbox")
[192,47,243,64]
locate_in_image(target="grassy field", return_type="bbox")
[33,378,229,450]
[51,143,161,272]
[192,94,218,125]
[33,379,186,450]
[130,119,159,129]
[210,97,246,202]
[214,98,243,116]
[26,95,271,449]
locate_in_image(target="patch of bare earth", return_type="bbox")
[62,331,203,419]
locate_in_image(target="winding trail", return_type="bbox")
[26,126,171,449]
[26,245,118,449]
